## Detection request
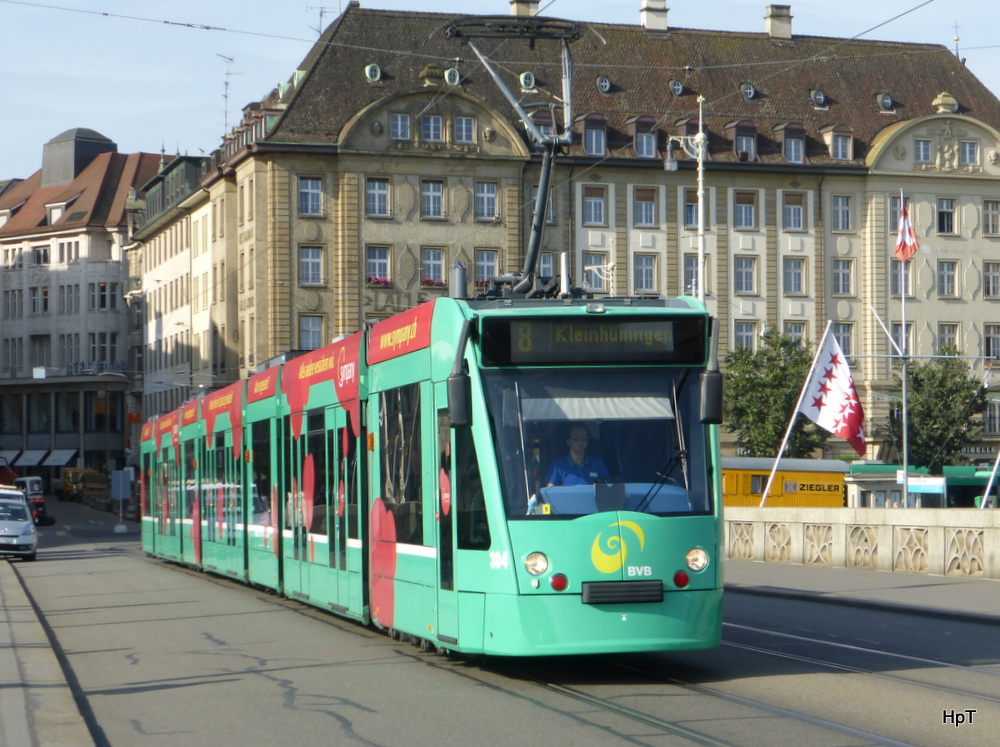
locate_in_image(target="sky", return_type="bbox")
[1,0,997,180]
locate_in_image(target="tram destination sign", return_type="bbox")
[480,315,706,366]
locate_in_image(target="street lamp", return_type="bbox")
[663,95,707,303]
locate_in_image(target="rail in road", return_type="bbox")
[6,501,1000,746]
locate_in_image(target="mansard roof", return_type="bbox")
[262,5,1000,166]
[0,151,163,237]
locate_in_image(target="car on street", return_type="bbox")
[0,496,38,561]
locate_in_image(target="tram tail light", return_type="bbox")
[673,570,690,588]
[549,573,569,592]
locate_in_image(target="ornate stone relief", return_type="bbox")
[847,524,878,569]
[945,528,985,576]
[914,122,982,174]
[804,523,834,565]
[893,526,929,572]
[765,522,792,562]
[728,521,754,560]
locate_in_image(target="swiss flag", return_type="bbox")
[895,198,919,262]
[799,332,866,456]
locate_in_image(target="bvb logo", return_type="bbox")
[590,521,645,574]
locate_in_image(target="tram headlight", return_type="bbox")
[524,552,549,576]
[686,547,709,572]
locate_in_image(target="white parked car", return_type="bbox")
[0,497,37,561]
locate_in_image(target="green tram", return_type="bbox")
[141,296,724,656]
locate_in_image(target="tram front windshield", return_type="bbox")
[480,369,714,518]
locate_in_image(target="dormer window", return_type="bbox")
[820,125,854,161]
[725,121,757,162]
[774,123,806,164]
[531,110,554,140]
[579,113,607,156]
[628,116,658,159]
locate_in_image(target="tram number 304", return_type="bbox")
[490,551,511,570]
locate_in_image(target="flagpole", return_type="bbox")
[900,190,910,508]
[759,321,833,507]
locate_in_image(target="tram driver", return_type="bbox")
[544,422,610,487]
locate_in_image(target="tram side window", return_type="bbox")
[345,426,359,540]
[380,384,423,545]
[307,409,329,536]
[251,421,271,525]
[455,425,490,550]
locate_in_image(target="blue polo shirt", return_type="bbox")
[545,454,610,486]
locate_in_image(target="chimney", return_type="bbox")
[641,0,669,32]
[510,0,539,16]
[765,5,792,39]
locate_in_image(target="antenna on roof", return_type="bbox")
[217,54,241,133]
[308,5,335,37]
[953,20,961,58]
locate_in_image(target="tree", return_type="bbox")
[724,329,829,457]
[889,346,988,474]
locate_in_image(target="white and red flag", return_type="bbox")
[799,331,866,456]
[895,195,919,262]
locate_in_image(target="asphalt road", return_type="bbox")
[12,501,1000,747]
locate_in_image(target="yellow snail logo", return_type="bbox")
[591,521,645,574]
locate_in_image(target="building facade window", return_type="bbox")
[583,186,606,226]
[88,282,118,310]
[938,198,956,234]
[298,177,322,216]
[734,191,757,230]
[299,246,323,285]
[684,189,699,229]
[892,322,913,354]
[29,286,49,314]
[635,131,656,158]
[633,188,656,227]
[985,200,1000,235]
[832,195,852,231]
[633,254,657,293]
[299,316,323,351]
[421,248,445,285]
[366,246,391,285]
[735,133,756,160]
[783,257,805,295]
[474,249,498,287]
[832,259,853,296]
[455,116,475,144]
[734,321,757,350]
[914,138,932,163]
[891,259,912,296]
[683,254,699,296]
[734,256,756,294]
[937,259,958,297]
[985,262,1000,298]
[986,402,1000,435]
[421,180,444,219]
[888,194,912,233]
[531,184,555,223]
[422,115,443,142]
[938,323,959,352]
[960,140,979,166]
[475,182,498,220]
[33,246,50,265]
[832,134,851,160]
[784,321,806,343]
[783,192,805,231]
[833,323,853,357]
[785,136,804,164]
[390,113,410,141]
[985,324,1000,358]
[539,252,554,278]
[584,125,605,156]
[366,177,389,217]
[583,252,607,291]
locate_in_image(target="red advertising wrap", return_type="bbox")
[202,380,244,459]
[246,366,279,404]
[283,332,363,439]
[367,300,435,365]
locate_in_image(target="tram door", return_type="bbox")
[330,408,362,614]
[436,402,459,644]
[282,413,311,602]
[247,418,281,590]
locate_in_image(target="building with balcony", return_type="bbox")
[0,129,161,484]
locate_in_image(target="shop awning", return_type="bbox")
[14,450,48,467]
[42,450,78,467]
[0,450,20,468]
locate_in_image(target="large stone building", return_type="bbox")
[128,0,1000,460]
[0,129,161,484]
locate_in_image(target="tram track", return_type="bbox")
[723,622,1000,705]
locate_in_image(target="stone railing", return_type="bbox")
[724,507,1000,579]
